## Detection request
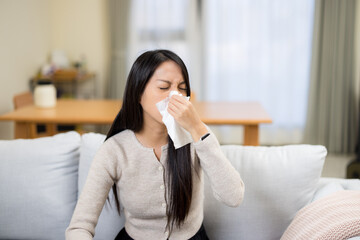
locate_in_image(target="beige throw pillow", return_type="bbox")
[281,190,360,240]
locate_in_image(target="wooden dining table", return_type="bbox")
[0,99,272,146]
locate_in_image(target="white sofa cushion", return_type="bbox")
[203,144,327,240]
[0,132,80,240]
[78,133,125,240]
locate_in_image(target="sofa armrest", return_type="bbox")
[311,177,360,202]
[319,177,360,189]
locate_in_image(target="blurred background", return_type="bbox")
[0,0,359,177]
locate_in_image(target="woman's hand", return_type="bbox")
[167,94,208,142]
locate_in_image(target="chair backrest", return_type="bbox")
[13,92,33,109]
[12,91,61,138]
[190,92,196,102]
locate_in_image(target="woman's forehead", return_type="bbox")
[153,61,182,75]
[150,61,185,83]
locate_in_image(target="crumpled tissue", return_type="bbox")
[156,91,193,149]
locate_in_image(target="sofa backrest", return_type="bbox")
[78,133,327,240]
[0,132,327,240]
[204,145,326,240]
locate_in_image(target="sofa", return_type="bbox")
[0,131,359,240]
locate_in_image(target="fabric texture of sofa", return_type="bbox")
[0,131,359,240]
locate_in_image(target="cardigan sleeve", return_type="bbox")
[193,131,245,207]
[65,139,121,240]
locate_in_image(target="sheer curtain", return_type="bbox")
[107,0,131,99]
[127,0,202,93]
[202,0,315,145]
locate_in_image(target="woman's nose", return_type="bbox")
[169,85,178,92]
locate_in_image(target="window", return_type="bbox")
[203,0,315,144]
[128,0,190,66]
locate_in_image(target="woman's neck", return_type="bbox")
[135,120,168,149]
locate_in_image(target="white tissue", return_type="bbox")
[156,91,193,149]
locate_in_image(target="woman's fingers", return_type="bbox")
[169,94,188,106]
[166,94,208,141]
[168,95,186,113]
[167,103,177,115]
[167,95,196,127]
[166,105,178,117]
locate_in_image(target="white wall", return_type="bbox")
[49,0,110,98]
[0,0,51,139]
[0,0,110,139]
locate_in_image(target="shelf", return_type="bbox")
[30,69,96,99]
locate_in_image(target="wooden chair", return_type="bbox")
[13,92,34,109]
[13,92,58,138]
[190,92,197,102]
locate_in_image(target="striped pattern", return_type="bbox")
[281,190,360,240]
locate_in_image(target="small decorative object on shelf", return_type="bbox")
[30,69,96,99]
[34,79,57,108]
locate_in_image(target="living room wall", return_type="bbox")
[0,0,51,139]
[0,0,109,139]
[49,0,110,99]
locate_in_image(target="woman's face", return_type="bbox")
[140,60,188,126]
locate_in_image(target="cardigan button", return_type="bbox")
[160,185,164,190]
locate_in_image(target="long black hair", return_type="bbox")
[105,49,194,231]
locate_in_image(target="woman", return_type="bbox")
[66,49,245,240]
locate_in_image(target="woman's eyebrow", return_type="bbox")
[156,79,186,85]
[156,79,171,84]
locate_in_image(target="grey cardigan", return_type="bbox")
[66,129,244,240]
